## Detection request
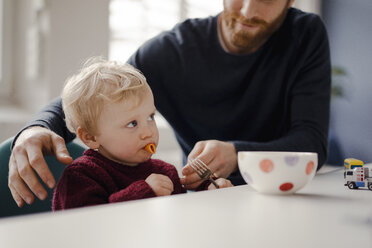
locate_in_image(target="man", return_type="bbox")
[8,0,331,207]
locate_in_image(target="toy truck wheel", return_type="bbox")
[348,182,358,189]
[368,183,372,191]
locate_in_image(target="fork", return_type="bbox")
[188,158,219,189]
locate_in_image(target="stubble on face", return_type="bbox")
[221,3,289,54]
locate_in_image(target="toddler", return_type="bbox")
[53,58,231,210]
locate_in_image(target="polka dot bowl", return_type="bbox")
[238,151,317,194]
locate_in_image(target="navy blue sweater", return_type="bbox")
[15,8,331,185]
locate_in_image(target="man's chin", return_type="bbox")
[231,35,262,52]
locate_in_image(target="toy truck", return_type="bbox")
[344,158,372,190]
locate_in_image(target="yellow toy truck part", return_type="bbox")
[344,158,364,170]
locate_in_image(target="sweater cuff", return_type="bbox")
[230,140,252,153]
[109,180,156,203]
[195,180,211,191]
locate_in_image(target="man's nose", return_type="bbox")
[240,0,259,20]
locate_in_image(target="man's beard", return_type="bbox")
[222,6,288,52]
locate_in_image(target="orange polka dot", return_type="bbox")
[279,182,294,191]
[306,161,315,175]
[259,159,274,173]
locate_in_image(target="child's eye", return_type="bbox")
[148,113,155,121]
[127,120,137,128]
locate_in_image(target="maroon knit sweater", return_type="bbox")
[52,149,188,210]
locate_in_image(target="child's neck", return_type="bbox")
[95,147,139,167]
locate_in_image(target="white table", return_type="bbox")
[0,166,371,248]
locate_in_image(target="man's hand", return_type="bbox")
[208,178,233,190]
[8,126,72,207]
[145,173,174,196]
[180,140,237,190]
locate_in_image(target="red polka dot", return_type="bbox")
[259,159,274,173]
[279,182,294,191]
[306,161,315,175]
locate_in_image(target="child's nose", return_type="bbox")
[140,125,153,139]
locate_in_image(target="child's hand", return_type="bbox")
[208,178,233,190]
[145,174,174,196]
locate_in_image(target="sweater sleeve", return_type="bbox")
[11,97,75,149]
[108,180,156,202]
[53,166,109,210]
[195,180,211,191]
[166,165,187,195]
[53,166,158,210]
[233,16,331,170]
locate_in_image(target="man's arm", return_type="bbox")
[11,97,76,149]
[8,97,75,207]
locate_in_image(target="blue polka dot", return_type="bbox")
[284,156,299,166]
[243,172,253,184]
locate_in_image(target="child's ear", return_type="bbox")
[77,127,100,149]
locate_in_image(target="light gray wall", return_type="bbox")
[13,0,110,110]
[0,0,109,142]
[48,0,110,99]
[322,0,372,163]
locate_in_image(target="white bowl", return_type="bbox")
[238,151,317,194]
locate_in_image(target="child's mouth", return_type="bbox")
[144,143,156,154]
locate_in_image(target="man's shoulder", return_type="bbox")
[286,8,325,33]
[154,15,217,45]
[175,15,217,34]
[281,8,328,48]
[288,8,321,23]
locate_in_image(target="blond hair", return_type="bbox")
[62,57,149,135]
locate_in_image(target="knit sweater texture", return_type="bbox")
[52,149,187,210]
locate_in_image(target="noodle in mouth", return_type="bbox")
[145,143,156,154]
